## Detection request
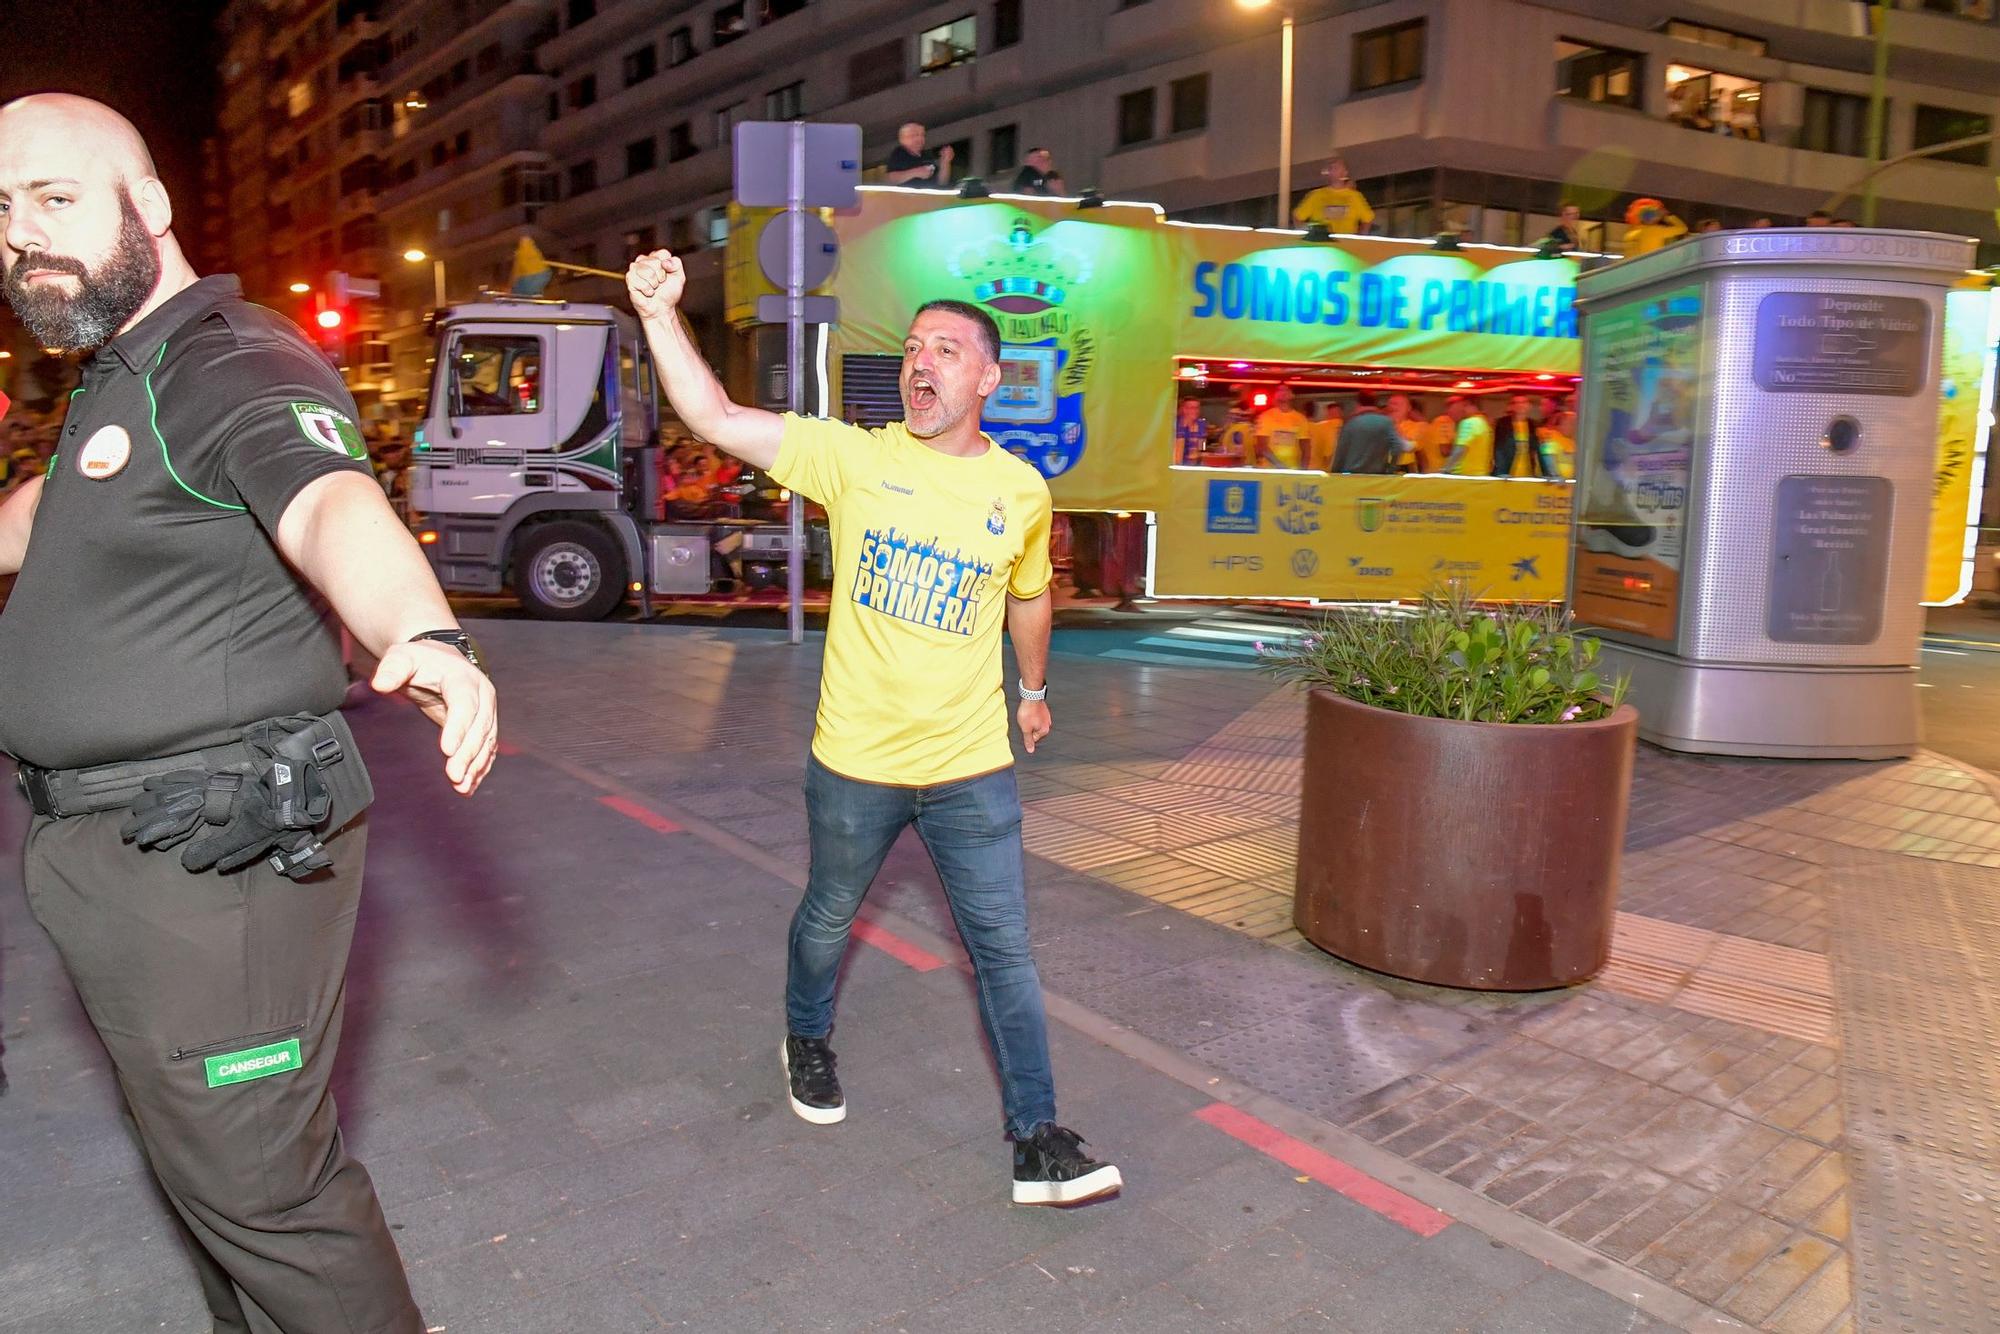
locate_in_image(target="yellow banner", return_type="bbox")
[1151,469,1574,601]
[1927,286,1996,604]
[812,190,1988,603]
[825,192,1580,514]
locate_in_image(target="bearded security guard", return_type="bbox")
[0,95,497,1333]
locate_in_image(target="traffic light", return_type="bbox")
[312,299,348,367]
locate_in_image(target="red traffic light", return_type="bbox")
[315,309,344,330]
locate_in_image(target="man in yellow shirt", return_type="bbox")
[1422,410,1455,473]
[1494,392,1555,477]
[627,249,1122,1207]
[1620,198,1688,259]
[1386,393,1424,471]
[1292,158,1375,234]
[1442,396,1494,475]
[1254,383,1312,468]
[1307,399,1342,471]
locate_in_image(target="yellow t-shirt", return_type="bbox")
[1307,417,1341,471]
[1505,416,1538,476]
[1292,187,1375,233]
[1540,427,1575,480]
[1422,416,1455,472]
[770,415,1054,786]
[1256,408,1312,468]
[1448,415,1494,475]
[1621,217,1688,258]
[1393,419,1424,469]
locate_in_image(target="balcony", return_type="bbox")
[379,149,553,234]
[438,201,547,253]
[1105,0,1207,53]
[1330,86,1426,156]
[536,0,669,71]
[1545,96,1998,214]
[541,150,733,235]
[1098,132,1210,198]
[555,0,917,141]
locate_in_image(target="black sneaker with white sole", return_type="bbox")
[1012,1123,1122,1205]
[782,1035,845,1124]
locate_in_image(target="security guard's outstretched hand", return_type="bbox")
[371,642,497,795]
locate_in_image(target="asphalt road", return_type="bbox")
[444,590,2000,776]
[1922,601,2000,776]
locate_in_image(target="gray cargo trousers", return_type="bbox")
[22,809,421,1334]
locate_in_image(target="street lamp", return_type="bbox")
[404,248,446,307]
[1236,0,1295,229]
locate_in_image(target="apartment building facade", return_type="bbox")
[213,0,2000,416]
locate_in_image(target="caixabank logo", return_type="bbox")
[950,217,1095,479]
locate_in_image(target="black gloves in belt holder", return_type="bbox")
[121,717,341,880]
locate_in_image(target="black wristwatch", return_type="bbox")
[409,629,486,673]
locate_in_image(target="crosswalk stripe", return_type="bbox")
[1137,636,1261,658]
[1165,625,1302,644]
[1102,648,1256,669]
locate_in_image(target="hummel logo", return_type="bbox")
[881,481,916,496]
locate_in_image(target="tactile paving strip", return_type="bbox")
[1826,848,2000,1331]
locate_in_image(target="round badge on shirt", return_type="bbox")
[76,424,134,480]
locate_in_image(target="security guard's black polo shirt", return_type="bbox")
[0,275,375,770]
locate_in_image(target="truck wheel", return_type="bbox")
[515,522,627,621]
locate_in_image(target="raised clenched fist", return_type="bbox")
[626,249,686,320]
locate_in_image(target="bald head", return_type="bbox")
[0,93,192,352]
[0,94,159,183]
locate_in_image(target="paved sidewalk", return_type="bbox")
[3,616,1997,1331]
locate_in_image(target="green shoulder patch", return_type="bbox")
[289,402,368,461]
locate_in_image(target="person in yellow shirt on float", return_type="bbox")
[1441,396,1494,475]
[1420,408,1455,473]
[1307,399,1343,471]
[626,248,1124,1208]
[1254,383,1313,469]
[1538,397,1577,479]
[1386,393,1425,471]
[1292,158,1375,234]
[1620,197,1688,259]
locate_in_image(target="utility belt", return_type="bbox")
[17,712,374,881]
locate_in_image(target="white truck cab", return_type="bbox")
[406,295,826,618]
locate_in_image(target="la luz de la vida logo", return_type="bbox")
[950,216,1095,479]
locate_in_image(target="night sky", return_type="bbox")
[3,0,227,212]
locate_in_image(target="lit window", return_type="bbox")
[918,16,976,74]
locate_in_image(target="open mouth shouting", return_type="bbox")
[907,373,940,414]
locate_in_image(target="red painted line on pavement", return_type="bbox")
[850,918,949,973]
[1195,1102,1453,1237]
[596,794,684,835]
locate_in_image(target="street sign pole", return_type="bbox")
[786,121,807,646]
[733,118,858,647]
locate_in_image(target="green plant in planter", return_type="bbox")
[1257,585,1630,724]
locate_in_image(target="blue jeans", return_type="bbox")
[787,755,1057,1140]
